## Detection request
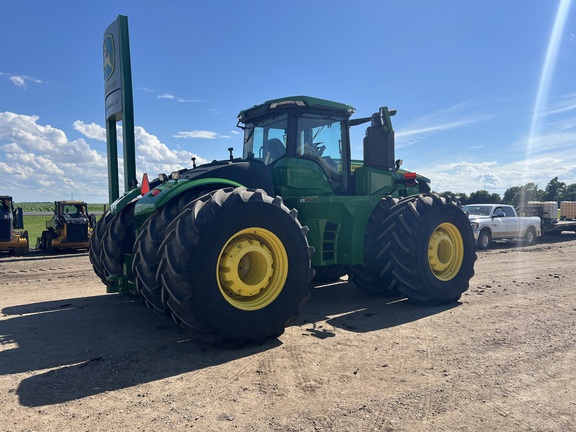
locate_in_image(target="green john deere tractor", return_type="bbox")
[90,96,476,347]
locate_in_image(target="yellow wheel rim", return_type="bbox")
[217,228,288,311]
[427,222,464,281]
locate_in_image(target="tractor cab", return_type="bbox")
[239,96,353,195]
[238,96,429,198]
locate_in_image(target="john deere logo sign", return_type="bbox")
[103,34,115,81]
[103,17,123,121]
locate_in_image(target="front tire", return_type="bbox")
[132,189,208,313]
[89,210,114,284]
[158,187,314,347]
[100,201,137,281]
[377,194,476,305]
[477,229,491,250]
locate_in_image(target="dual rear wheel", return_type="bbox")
[90,189,476,345]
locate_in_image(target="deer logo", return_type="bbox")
[103,34,115,81]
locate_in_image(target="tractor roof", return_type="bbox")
[238,96,355,123]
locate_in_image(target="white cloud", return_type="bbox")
[0,112,108,201]
[157,92,199,103]
[0,112,208,202]
[10,76,26,87]
[6,74,43,89]
[73,121,107,142]
[173,130,220,139]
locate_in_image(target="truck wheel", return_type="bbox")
[89,210,114,284]
[350,196,400,296]
[477,229,491,250]
[100,201,137,281]
[377,194,476,305]
[524,227,537,246]
[133,190,208,313]
[158,187,314,347]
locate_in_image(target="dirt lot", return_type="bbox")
[1,235,575,432]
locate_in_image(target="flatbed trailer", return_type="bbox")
[517,204,576,235]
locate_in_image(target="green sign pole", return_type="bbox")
[118,15,136,193]
[103,15,137,205]
[106,121,119,202]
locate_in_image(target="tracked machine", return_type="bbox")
[38,201,95,252]
[0,195,29,255]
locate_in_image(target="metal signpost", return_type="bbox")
[103,15,136,204]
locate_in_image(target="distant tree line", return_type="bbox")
[438,177,576,206]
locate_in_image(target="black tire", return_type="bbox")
[100,201,137,281]
[89,210,114,284]
[132,189,208,313]
[349,196,400,296]
[158,187,314,347]
[40,231,47,252]
[377,194,476,305]
[477,229,492,250]
[44,230,54,253]
[524,227,537,246]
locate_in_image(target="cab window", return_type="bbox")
[296,113,345,189]
[242,114,287,165]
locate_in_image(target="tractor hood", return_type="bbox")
[134,159,275,218]
[177,159,274,193]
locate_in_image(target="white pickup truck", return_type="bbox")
[461,204,541,249]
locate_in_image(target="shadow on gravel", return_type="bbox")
[1,281,459,407]
[299,281,460,335]
[1,295,279,407]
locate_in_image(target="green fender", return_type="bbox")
[133,177,244,221]
[109,188,143,215]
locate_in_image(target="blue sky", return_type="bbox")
[1,0,575,202]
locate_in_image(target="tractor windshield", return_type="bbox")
[61,203,87,217]
[242,114,287,165]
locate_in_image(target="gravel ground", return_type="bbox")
[1,234,575,431]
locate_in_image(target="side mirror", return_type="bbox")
[493,211,505,218]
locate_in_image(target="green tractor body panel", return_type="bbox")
[273,158,335,197]
[134,177,244,222]
[110,187,143,214]
[283,194,381,266]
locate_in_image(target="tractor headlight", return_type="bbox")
[171,171,180,180]
[470,222,479,230]
[158,173,168,182]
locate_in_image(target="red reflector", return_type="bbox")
[404,172,417,180]
[151,189,161,196]
[141,173,150,195]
